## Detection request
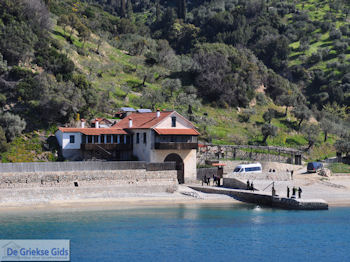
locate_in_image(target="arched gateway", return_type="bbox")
[164,153,184,184]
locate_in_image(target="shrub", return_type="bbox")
[256,93,267,106]
[329,29,342,40]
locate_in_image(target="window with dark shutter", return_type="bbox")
[136,133,140,144]
[70,135,75,143]
[171,117,176,127]
[143,133,147,144]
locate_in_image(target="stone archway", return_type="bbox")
[164,153,184,184]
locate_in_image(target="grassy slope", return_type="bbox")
[288,0,350,70]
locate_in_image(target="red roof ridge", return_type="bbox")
[58,127,127,135]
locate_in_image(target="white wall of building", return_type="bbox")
[61,132,82,150]
[155,112,193,129]
[132,129,153,162]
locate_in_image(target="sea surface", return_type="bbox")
[0,204,349,262]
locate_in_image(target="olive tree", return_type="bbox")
[302,123,320,150]
[261,124,278,144]
[292,104,311,129]
[0,112,26,141]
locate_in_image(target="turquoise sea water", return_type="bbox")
[0,204,349,262]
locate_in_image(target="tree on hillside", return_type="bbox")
[0,112,26,141]
[0,20,38,65]
[254,35,290,72]
[177,0,186,20]
[276,91,297,116]
[162,78,181,102]
[68,13,79,39]
[320,117,334,142]
[139,88,164,110]
[193,43,265,107]
[334,137,350,156]
[121,0,126,18]
[0,127,8,153]
[126,0,133,18]
[23,0,51,31]
[261,123,277,144]
[302,123,320,150]
[0,53,7,75]
[57,15,69,35]
[262,109,275,123]
[292,104,311,129]
[155,0,162,22]
[77,22,90,48]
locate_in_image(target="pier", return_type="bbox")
[189,186,329,210]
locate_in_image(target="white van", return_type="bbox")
[232,163,262,173]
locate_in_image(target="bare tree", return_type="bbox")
[23,0,52,31]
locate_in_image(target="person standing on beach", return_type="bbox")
[287,186,290,198]
[292,187,296,197]
[298,187,302,198]
[247,180,250,190]
[251,182,254,192]
[291,170,294,180]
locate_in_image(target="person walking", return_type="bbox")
[251,182,254,192]
[287,186,290,198]
[247,180,250,190]
[292,187,296,198]
[298,187,302,198]
[291,170,294,180]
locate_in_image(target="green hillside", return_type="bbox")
[0,0,349,162]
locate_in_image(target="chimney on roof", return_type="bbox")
[128,117,133,128]
[156,109,160,118]
[81,119,86,128]
[95,119,99,128]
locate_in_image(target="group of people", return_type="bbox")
[246,180,254,191]
[202,175,221,186]
[287,186,302,198]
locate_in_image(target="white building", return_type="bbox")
[55,110,199,183]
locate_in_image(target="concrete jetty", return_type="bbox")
[189,186,329,210]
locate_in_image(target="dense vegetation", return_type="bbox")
[0,0,349,162]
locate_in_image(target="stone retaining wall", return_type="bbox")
[0,161,176,173]
[0,169,178,205]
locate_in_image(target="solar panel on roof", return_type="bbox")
[120,107,136,112]
[137,109,152,113]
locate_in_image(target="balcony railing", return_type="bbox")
[81,144,132,151]
[154,142,198,150]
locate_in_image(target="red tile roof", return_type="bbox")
[113,112,173,129]
[154,128,200,135]
[58,127,127,135]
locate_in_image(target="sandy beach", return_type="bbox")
[0,185,240,213]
